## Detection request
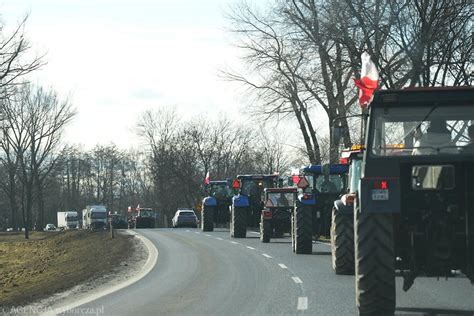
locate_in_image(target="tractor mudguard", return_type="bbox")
[297,193,316,206]
[233,194,250,207]
[203,196,217,206]
[334,199,353,215]
[359,178,400,213]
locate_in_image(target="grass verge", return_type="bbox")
[0,230,134,307]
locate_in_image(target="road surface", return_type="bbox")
[70,228,474,315]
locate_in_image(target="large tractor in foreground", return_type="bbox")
[230,174,280,238]
[350,87,474,315]
[201,180,233,232]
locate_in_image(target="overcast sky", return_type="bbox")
[1,0,251,148]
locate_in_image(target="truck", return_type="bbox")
[201,180,233,231]
[57,211,79,230]
[230,174,281,238]
[128,205,157,229]
[346,87,474,315]
[82,205,107,229]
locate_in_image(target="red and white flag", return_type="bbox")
[353,52,379,108]
[204,171,210,185]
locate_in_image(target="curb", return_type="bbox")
[42,231,158,316]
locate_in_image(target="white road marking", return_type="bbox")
[246,246,255,250]
[262,253,272,258]
[292,277,303,284]
[278,263,288,269]
[195,232,200,234]
[231,241,239,244]
[217,237,223,240]
[297,297,308,310]
[185,230,190,232]
[205,234,211,237]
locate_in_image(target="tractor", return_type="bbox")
[260,187,297,243]
[230,174,281,238]
[291,164,349,254]
[345,87,474,315]
[201,180,233,232]
[330,145,363,275]
[128,206,157,229]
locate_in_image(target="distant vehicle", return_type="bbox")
[57,211,79,230]
[172,209,198,228]
[128,205,157,229]
[82,205,108,229]
[45,224,56,231]
[110,215,128,229]
[6,227,13,232]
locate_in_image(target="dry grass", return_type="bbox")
[0,230,134,307]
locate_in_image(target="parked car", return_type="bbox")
[44,224,56,231]
[172,209,198,228]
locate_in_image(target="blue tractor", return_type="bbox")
[292,164,349,254]
[230,174,281,238]
[201,180,233,232]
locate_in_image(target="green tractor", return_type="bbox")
[230,174,281,238]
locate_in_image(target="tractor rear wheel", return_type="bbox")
[231,206,247,238]
[295,205,312,254]
[201,206,214,232]
[354,206,395,316]
[331,206,354,275]
[260,216,271,243]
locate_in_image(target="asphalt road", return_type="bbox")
[71,228,474,316]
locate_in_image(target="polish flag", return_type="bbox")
[353,52,379,108]
[204,171,210,185]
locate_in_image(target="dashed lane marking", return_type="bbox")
[217,237,223,240]
[185,230,190,232]
[246,246,255,250]
[278,263,288,269]
[297,297,308,310]
[292,277,303,284]
[205,234,211,237]
[195,232,201,234]
[231,241,239,244]
[262,253,272,258]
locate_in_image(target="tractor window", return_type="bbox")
[412,165,455,190]
[140,210,153,217]
[267,192,294,207]
[315,175,345,193]
[349,159,362,193]
[210,184,232,198]
[370,105,473,156]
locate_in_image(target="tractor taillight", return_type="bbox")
[302,193,312,200]
[339,157,349,164]
[262,210,272,219]
[374,180,388,190]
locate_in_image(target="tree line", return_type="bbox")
[223,0,472,163]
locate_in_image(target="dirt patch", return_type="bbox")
[0,230,134,307]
